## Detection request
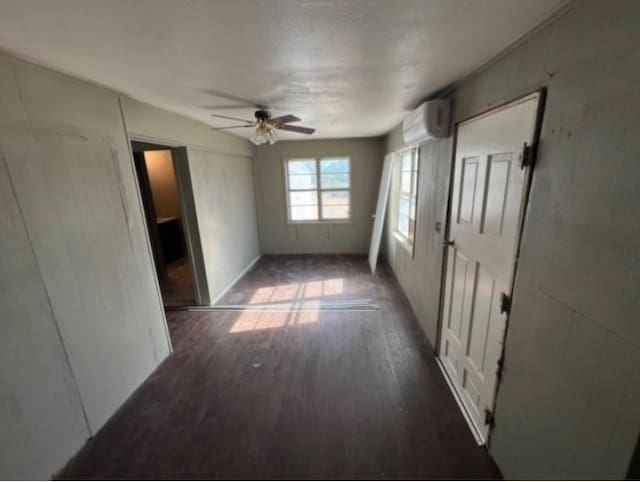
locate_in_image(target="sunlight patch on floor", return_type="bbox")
[229,309,319,333]
[249,279,344,305]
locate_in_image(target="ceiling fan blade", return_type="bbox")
[211,113,254,123]
[211,124,254,130]
[201,104,258,110]
[200,88,265,108]
[270,114,301,125]
[277,124,316,135]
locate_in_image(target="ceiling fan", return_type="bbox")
[210,107,315,145]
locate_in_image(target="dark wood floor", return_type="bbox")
[160,257,196,307]
[56,255,501,480]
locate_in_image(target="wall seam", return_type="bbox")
[250,146,265,255]
[538,289,640,349]
[0,145,92,437]
[117,97,173,356]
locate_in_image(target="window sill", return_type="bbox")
[287,219,353,226]
[393,231,415,258]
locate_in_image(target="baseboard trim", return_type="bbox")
[209,254,262,306]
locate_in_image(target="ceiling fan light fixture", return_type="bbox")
[250,130,268,146]
[250,122,278,146]
[266,126,278,145]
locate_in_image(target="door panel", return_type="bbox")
[449,250,470,339]
[462,365,482,417]
[481,153,512,237]
[442,248,472,377]
[458,157,479,225]
[466,263,496,374]
[439,93,541,442]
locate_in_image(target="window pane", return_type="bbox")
[291,205,318,221]
[321,190,349,206]
[397,148,419,244]
[398,214,409,237]
[320,158,350,173]
[401,170,412,194]
[399,195,410,217]
[288,159,316,175]
[289,174,317,190]
[322,205,350,219]
[289,191,317,206]
[321,173,350,189]
[401,152,413,171]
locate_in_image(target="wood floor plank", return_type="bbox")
[56,254,501,480]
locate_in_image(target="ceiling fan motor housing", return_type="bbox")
[255,109,271,121]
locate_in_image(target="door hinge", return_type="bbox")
[519,142,535,169]
[484,408,495,427]
[496,353,505,382]
[499,292,511,314]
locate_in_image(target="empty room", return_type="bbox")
[0,0,638,480]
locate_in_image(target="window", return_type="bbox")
[285,157,351,222]
[397,147,419,245]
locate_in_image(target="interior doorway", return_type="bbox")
[131,141,197,307]
[437,91,544,444]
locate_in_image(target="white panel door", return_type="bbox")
[369,154,393,273]
[439,93,540,442]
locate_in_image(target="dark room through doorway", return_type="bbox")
[131,141,196,307]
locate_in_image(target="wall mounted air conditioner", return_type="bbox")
[402,99,451,145]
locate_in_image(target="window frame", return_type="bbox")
[284,157,352,224]
[394,146,420,255]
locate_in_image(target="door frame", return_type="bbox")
[132,150,167,280]
[434,88,547,445]
[130,138,209,306]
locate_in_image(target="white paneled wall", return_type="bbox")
[0,52,258,479]
[122,98,261,304]
[187,147,260,302]
[383,0,640,478]
[0,153,89,479]
[0,50,171,478]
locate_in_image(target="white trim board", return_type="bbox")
[120,110,173,356]
[210,255,262,306]
[436,357,485,446]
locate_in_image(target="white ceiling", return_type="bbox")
[0,0,566,140]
